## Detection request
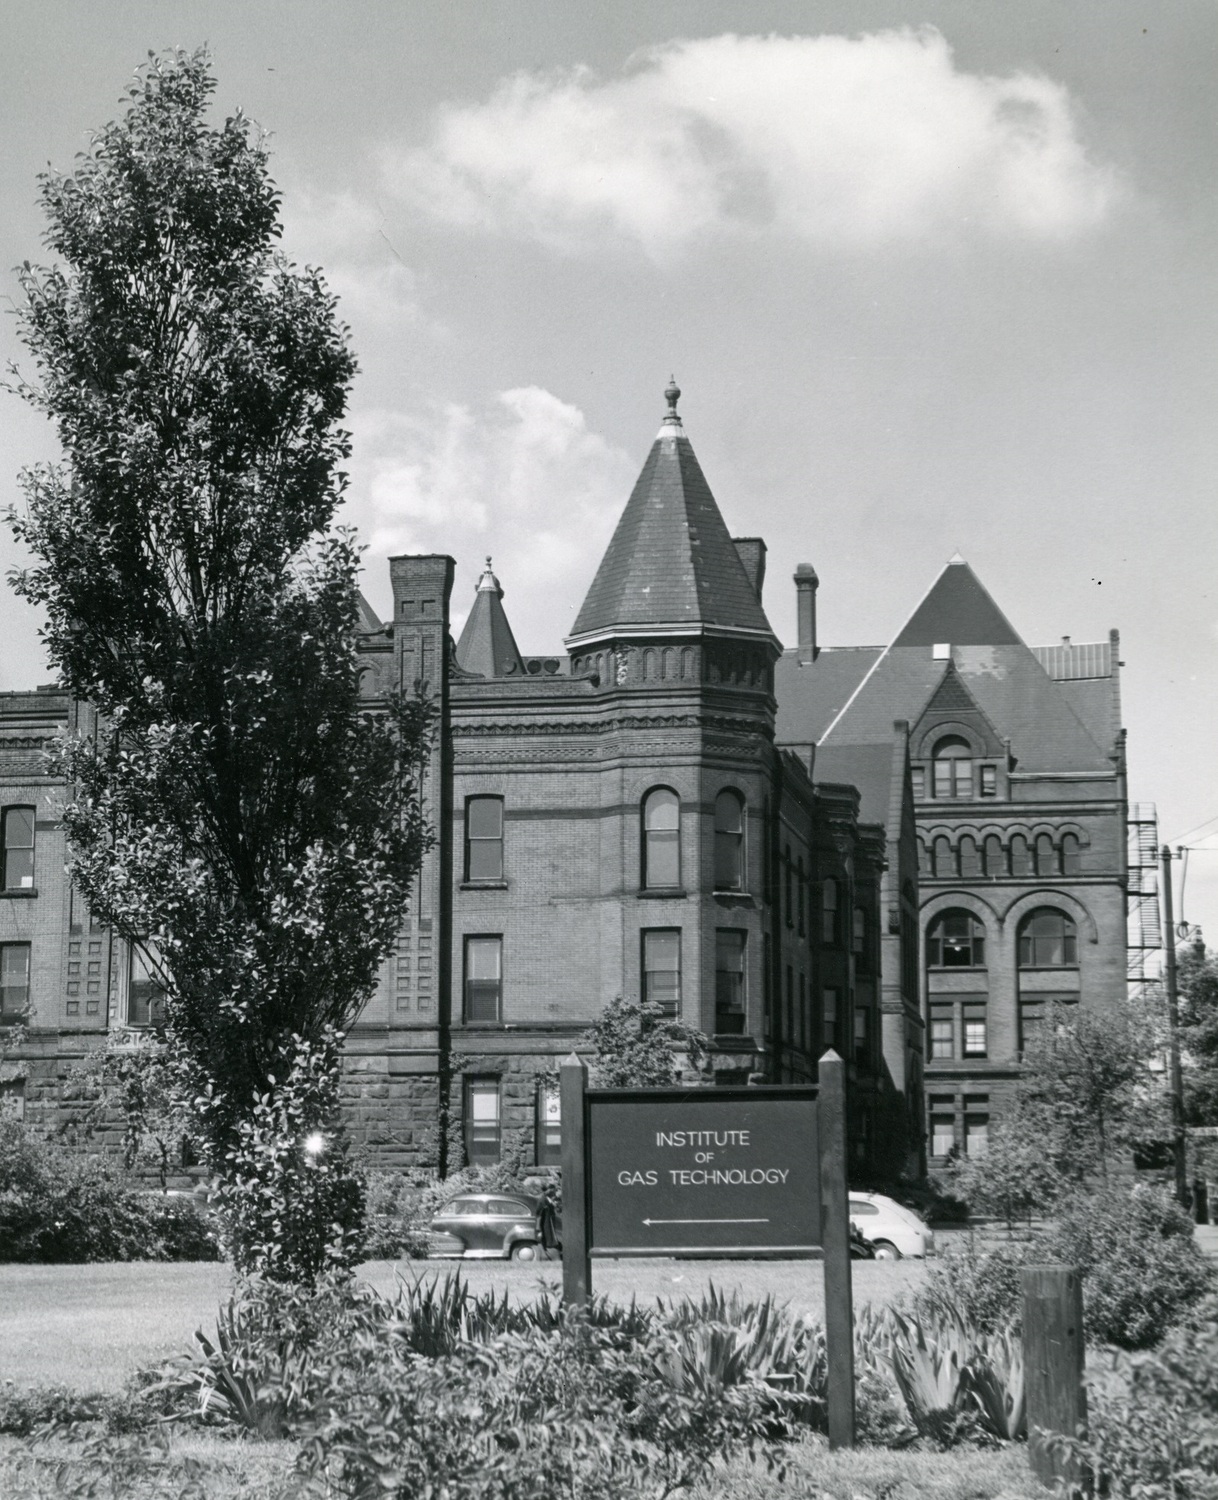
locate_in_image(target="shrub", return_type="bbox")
[296,1318,784,1499]
[1053,1296,1218,1497]
[1046,1183,1214,1349]
[914,1235,1033,1334]
[0,1120,219,1263]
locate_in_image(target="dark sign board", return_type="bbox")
[585,1085,819,1256]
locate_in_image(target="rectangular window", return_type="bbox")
[128,941,166,1027]
[0,943,31,1018]
[979,765,997,797]
[463,935,503,1023]
[643,929,681,1014]
[822,987,838,1049]
[714,929,746,1035]
[1,807,35,890]
[930,1114,955,1158]
[785,966,794,1038]
[852,907,865,955]
[962,1007,988,1058]
[821,880,838,945]
[911,766,925,799]
[465,1078,501,1166]
[1019,999,1045,1054]
[762,933,772,1037]
[536,1085,561,1167]
[798,972,807,1050]
[465,797,504,881]
[933,759,953,799]
[929,1007,953,1060]
[853,1005,869,1066]
[964,1103,990,1158]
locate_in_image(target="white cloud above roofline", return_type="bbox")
[384,28,1120,258]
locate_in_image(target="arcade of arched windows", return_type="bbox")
[917,826,1087,880]
[570,643,771,690]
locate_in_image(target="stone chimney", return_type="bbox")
[795,563,819,663]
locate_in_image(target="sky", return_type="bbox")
[0,2,1215,944]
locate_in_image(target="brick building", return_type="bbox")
[1,386,913,1178]
[776,556,1127,1165]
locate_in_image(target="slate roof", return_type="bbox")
[814,741,900,828]
[774,647,881,746]
[774,558,1116,773]
[356,593,383,632]
[892,559,1021,646]
[569,391,774,641]
[455,560,525,678]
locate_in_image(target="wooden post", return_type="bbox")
[1022,1265,1086,1489]
[818,1049,855,1449]
[560,1053,591,1309]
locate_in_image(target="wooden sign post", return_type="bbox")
[1021,1265,1086,1489]
[559,1050,856,1447]
[560,1053,591,1308]
[818,1049,855,1449]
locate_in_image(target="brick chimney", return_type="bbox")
[795,563,819,663]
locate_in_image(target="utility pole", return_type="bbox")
[1160,844,1189,1208]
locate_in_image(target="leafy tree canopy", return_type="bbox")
[583,997,709,1088]
[7,50,432,1280]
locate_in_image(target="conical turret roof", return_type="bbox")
[455,559,525,678]
[569,382,774,642]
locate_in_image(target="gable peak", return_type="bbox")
[892,559,1022,648]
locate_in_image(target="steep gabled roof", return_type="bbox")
[892,558,1021,647]
[775,557,1115,774]
[455,559,525,678]
[569,384,774,641]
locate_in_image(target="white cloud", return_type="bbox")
[278,185,421,329]
[387,29,1118,256]
[348,388,636,647]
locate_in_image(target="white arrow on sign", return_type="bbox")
[642,1217,769,1226]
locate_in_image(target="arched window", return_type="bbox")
[983,835,1005,877]
[1035,833,1056,878]
[1018,909,1078,967]
[642,789,681,889]
[714,791,745,891]
[932,736,973,800]
[1010,832,1033,877]
[959,835,982,878]
[926,910,986,968]
[1061,833,1082,876]
[933,835,955,879]
[918,840,932,877]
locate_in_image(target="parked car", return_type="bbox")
[428,1191,545,1261]
[848,1191,934,1259]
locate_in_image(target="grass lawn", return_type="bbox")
[0,1431,1041,1500]
[0,1253,926,1390]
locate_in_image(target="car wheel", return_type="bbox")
[511,1242,538,1262]
[871,1240,901,1260]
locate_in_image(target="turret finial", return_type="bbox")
[661,376,682,431]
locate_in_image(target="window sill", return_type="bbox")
[460,880,508,891]
[0,888,38,899]
[638,887,687,900]
[928,965,988,972]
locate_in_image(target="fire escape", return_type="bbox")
[1127,802,1162,996]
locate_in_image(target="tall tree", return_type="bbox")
[7,50,431,1280]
